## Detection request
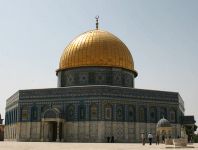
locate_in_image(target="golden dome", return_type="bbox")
[59,29,137,76]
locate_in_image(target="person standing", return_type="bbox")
[107,136,110,143]
[156,134,159,145]
[162,134,165,143]
[148,133,153,145]
[111,136,114,143]
[141,133,146,145]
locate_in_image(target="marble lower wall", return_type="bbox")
[4,124,17,141]
[4,122,181,143]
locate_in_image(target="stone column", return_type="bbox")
[61,122,64,142]
[41,121,44,141]
[45,122,50,142]
[56,121,60,142]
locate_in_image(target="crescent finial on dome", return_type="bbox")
[95,15,99,30]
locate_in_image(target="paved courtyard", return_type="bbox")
[0,142,197,150]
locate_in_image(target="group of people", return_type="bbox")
[106,136,114,143]
[106,133,168,144]
[141,133,161,145]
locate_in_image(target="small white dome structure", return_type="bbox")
[156,117,172,142]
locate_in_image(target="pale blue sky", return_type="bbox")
[0,0,198,127]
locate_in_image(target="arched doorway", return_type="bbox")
[41,108,64,142]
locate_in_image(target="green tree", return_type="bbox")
[193,134,198,143]
[185,124,198,142]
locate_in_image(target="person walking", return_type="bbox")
[162,134,165,143]
[141,133,146,145]
[148,133,153,145]
[156,134,159,145]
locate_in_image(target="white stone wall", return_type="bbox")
[4,122,41,142]
[64,122,161,143]
[20,122,31,141]
[30,122,41,141]
[4,121,182,143]
[4,124,17,141]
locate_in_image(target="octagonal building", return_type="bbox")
[4,24,185,142]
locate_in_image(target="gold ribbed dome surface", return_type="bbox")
[59,29,137,75]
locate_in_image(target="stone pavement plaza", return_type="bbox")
[0,142,198,150]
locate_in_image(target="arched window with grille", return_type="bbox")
[116,105,124,121]
[170,109,176,123]
[31,106,38,121]
[128,105,135,121]
[104,104,112,120]
[21,106,29,121]
[79,105,86,120]
[160,107,167,118]
[67,104,75,121]
[139,107,146,122]
[150,107,157,122]
[90,104,98,121]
